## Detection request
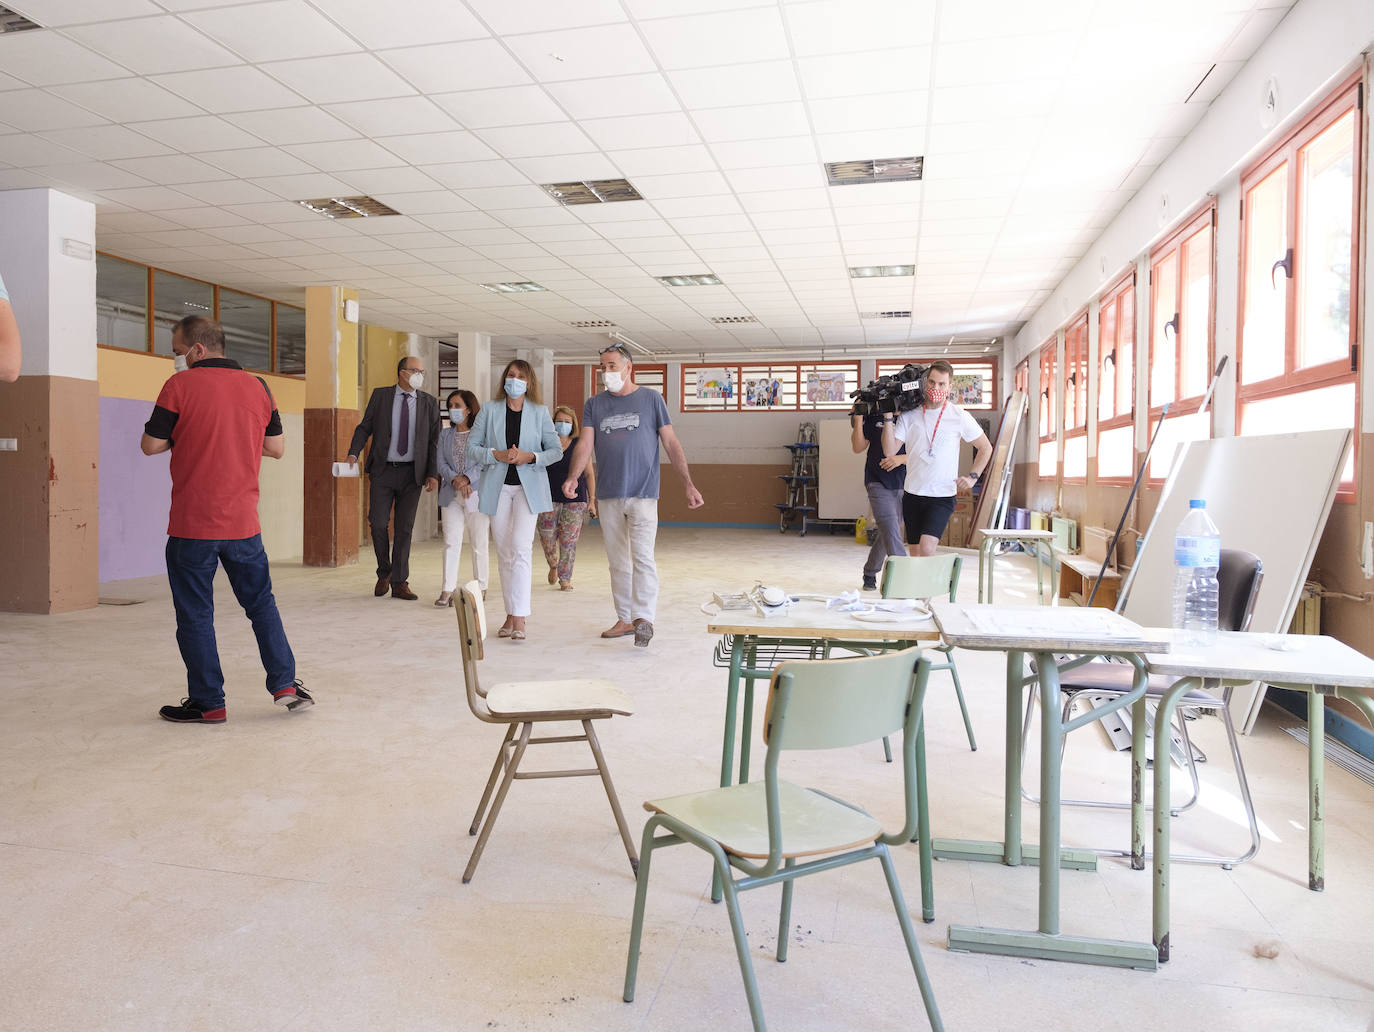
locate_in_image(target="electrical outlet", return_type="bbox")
[0,438,17,452]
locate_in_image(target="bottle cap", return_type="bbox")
[1189,499,1205,508]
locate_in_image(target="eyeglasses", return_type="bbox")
[598,343,631,358]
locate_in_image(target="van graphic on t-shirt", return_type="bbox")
[599,412,640,434]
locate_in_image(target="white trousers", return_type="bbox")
[598,496,659,623]
[440,498,490,593]
[491,484,537,617]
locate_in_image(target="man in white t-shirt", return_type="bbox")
[881,360,993,556]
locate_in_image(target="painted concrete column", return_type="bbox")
[0,188,99,613]
[302,285,360,567]
[455,331,491,401]
[516,345,554,403]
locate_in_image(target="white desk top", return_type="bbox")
[978,529,1056,541]
[1142,630,1374,690]
[707,597,940,642]
[931,601,1170,654]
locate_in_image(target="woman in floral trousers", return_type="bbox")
[538,404,596,590]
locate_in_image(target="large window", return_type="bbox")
[95,252,306,377]
[679,361,859,412]
[1062,313,1089,480]
[1037,336,1057,478]
[594,363,667,397]
[1148,205,1215,479]
[1097,273,1136,481]
[1238,77,1361,490]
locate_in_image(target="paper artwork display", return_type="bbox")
[695,368,733,400]
[743,377,783,408]
[806,371,847,404]
[951,373,984,406]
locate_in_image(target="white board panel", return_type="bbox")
[1120,429,1351,731]
[818,418,868,520]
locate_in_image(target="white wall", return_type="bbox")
[258,412,304,561]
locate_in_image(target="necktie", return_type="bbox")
[398,392,411,459]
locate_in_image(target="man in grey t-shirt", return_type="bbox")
[563,343,703,647]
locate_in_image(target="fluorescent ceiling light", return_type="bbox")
[541,179,643,206]
[848,265,915,278]
[296,196,401,219]
[480,282,547,293]
[826,156,923,186]
[656,273,722,287]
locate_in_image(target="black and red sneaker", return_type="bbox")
[159,699,227,723]
[272,680,314,712]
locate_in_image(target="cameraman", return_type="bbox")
[850,407,906,591]
[881,360,992,557]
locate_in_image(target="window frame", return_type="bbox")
[678,360,860,413]
[1062,311,1090,483]
[1096,271,1137,484]
[1037,335,1058,481]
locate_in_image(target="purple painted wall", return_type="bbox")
[99,395,171,582]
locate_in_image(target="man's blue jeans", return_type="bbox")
[864,482,907,582]
[165,535,295,709]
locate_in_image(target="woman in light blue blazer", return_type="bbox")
[466,359,562,640]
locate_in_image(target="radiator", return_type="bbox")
[1050,515,1078,554]
[1288,581,1322,635]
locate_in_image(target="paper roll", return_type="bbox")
[332,461,360,478]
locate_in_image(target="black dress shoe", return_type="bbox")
[375,577,389,597]
[391,582,418,600]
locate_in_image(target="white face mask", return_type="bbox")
[449,408,466,425]
[173,353,189,373]
[504,377,527,399]
[553,421,572,436]
[603,369,625,392]
[405,370,423,391]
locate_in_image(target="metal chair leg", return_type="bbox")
[776,857,795,963]
[943,650,977,752]
[469,723,518,834]
[877,845,944,1032]
[583,718,640,874]
[463,722,532,883]
[623,819,664,1004]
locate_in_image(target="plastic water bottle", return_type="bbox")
[1173,499,1220,646]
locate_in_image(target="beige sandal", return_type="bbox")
[434,592,453,607]
[547,567,557,584]
[559,581,573,591]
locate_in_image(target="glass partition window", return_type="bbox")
[218,288,272,373]
[96,254,149,352]
[151,269,214,356]
[275,304,306,376]
[1037,337,1057,479]
[1097,273,1136,480]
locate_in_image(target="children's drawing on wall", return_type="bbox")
[951,373,984,407]
[744,377,783,408]
[695,368,733,401]
[806,371,847,405]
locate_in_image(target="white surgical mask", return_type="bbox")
[173,353,189,373]
[553,421,572,436]
[504,378,527,399]
[603,369,625,392]
[406,370,423,391]
[449,408,466,425]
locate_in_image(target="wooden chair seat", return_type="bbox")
[487,678,634,719]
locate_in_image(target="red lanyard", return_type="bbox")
[924,401,947,453]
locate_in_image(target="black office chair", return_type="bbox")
[1029,549,1264,868]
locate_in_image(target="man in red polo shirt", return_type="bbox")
[141,316,311,723]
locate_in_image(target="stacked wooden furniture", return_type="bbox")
[1057,525,1122,608]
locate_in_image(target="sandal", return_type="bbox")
[547,567,557,584]
[510,629,526,641]
[559,581,572,591]
[434,593,453,607]
[497,626,513,638]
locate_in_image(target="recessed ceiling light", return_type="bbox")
[0,5,41,31]
[656,273,722,287]
[709,315,758,324]
[570,320,616,328]
[296,196,401,219]
[480,282,546,293]
[826,156,924,186]
[860,310,913,319]
[541,179,643,206]
[848,265,915,279]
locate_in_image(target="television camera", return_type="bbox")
[849,363,928,416]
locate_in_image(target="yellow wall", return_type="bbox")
[363,326,409,395]
[98,348,307,412]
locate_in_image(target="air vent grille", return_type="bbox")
[710,315,758,324]
[570,320,616,328]
[656,273,722,287]
[826,155,924,186]
[541,179,643,205]
[861,310,913,319]
[296,195,401,219]
[480,282,546,294]
[0,5,41,31]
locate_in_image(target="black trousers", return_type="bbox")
[369,462,422,585]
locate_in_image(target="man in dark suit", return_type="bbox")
[345,356,440,600]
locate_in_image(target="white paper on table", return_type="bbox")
[966,608,1131,637]
[332,461,359,478]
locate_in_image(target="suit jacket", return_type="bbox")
[466,400,562,516]
[348,385,440,487]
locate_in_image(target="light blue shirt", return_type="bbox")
[0,272,9,302]
[386,387,418,462]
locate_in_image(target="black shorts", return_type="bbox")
[902,493,956,543]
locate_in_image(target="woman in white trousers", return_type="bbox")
[435,389,490,606]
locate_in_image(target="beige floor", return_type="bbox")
[2,526,1372,1032]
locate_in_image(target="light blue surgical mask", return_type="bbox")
[449,408,465,425]
[504,378,527,399]
[553,421,572,436]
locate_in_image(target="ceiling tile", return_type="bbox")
[340,167,444,195]
[605,144,716,177]
[783,0,936,57]
[639,8,790,69]
[263,53,415,105]
[667,60,801,109]
[455,184,554,210]
[223,108,358,146]
[545,74,681,120]
[108,154,233,185]
[33,124,174,161]
[380,40,531,93]
[197,147,317,178]
[34,161,150,191]
[0,29,133,86]
[97,185,202,210]
[808,92,928,135]
[1,89,110,132]
[290,0,490,48]
[182,1,361,62]
[708,136,817,170]
[65,15,241,74]
[284,139,408,170]
[581,113,701,151]
[422,160,530,190]
[246,171,356,199]
[474,121,596,159]
[650,195,743,218]
[324,97,459,137]
[177,179,285,205]
[377,191,477,215]
[373,131,498,166]
[151,66,308,114]
[463,0,629,35]
[162,205,262,228]
[47,78,202,123]
[509,153,623,183]
[430,85,566,129]
[631,170,730,199]
[693,102,812,143]
[799,48,932,99]
[7,0,161,22]
[503,24,659,83]
[816,128,927,163]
